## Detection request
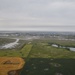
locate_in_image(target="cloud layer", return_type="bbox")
[0,0,75,31]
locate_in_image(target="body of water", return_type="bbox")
[52,44,75,51]
[1,39,19,49]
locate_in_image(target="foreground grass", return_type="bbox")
[21,58,75,75]
[0,39,75,75]
[21,41,75,75]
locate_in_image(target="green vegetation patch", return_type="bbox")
[0,43,32,58]
[20,44,33,57]
[21,58,75,75]
[28,42,75,58]
[21,40,75,75]
[47,40,75,47]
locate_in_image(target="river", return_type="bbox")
[52,44,75,51]
[1,39,19,49]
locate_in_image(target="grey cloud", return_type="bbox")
[0,0,75,31]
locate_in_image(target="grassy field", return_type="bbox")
[0,39,75,75]
[0,43,32,58]
[21,40,75,75]
[21,58,75,75]
[0,38,32,57]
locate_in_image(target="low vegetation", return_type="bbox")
[0,41,32,58]
[21,40,75,75]
[0,44,32,57]
[0,38,75,75]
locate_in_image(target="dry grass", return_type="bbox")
[0,57,25,75]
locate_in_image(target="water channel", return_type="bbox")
[0,39,19,49]
[52,44,75,51]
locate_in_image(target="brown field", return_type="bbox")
[0,57,25,75]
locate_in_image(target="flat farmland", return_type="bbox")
[0,38,32,58]
[0,44,32,57]
[0,38,75,75]
[21,40,75,75]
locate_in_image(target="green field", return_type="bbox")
[0,38,32,57]
[0,43,32,58]
[0,39,75,75]
[20,40,75,75]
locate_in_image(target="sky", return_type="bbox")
[0,0,75,31]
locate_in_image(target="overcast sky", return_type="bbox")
[0,0,75,31]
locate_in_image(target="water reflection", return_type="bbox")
[52,44,75,51]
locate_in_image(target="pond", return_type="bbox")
[52,44,58,47]
[69,47,75,51]
[52,44,75,52]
